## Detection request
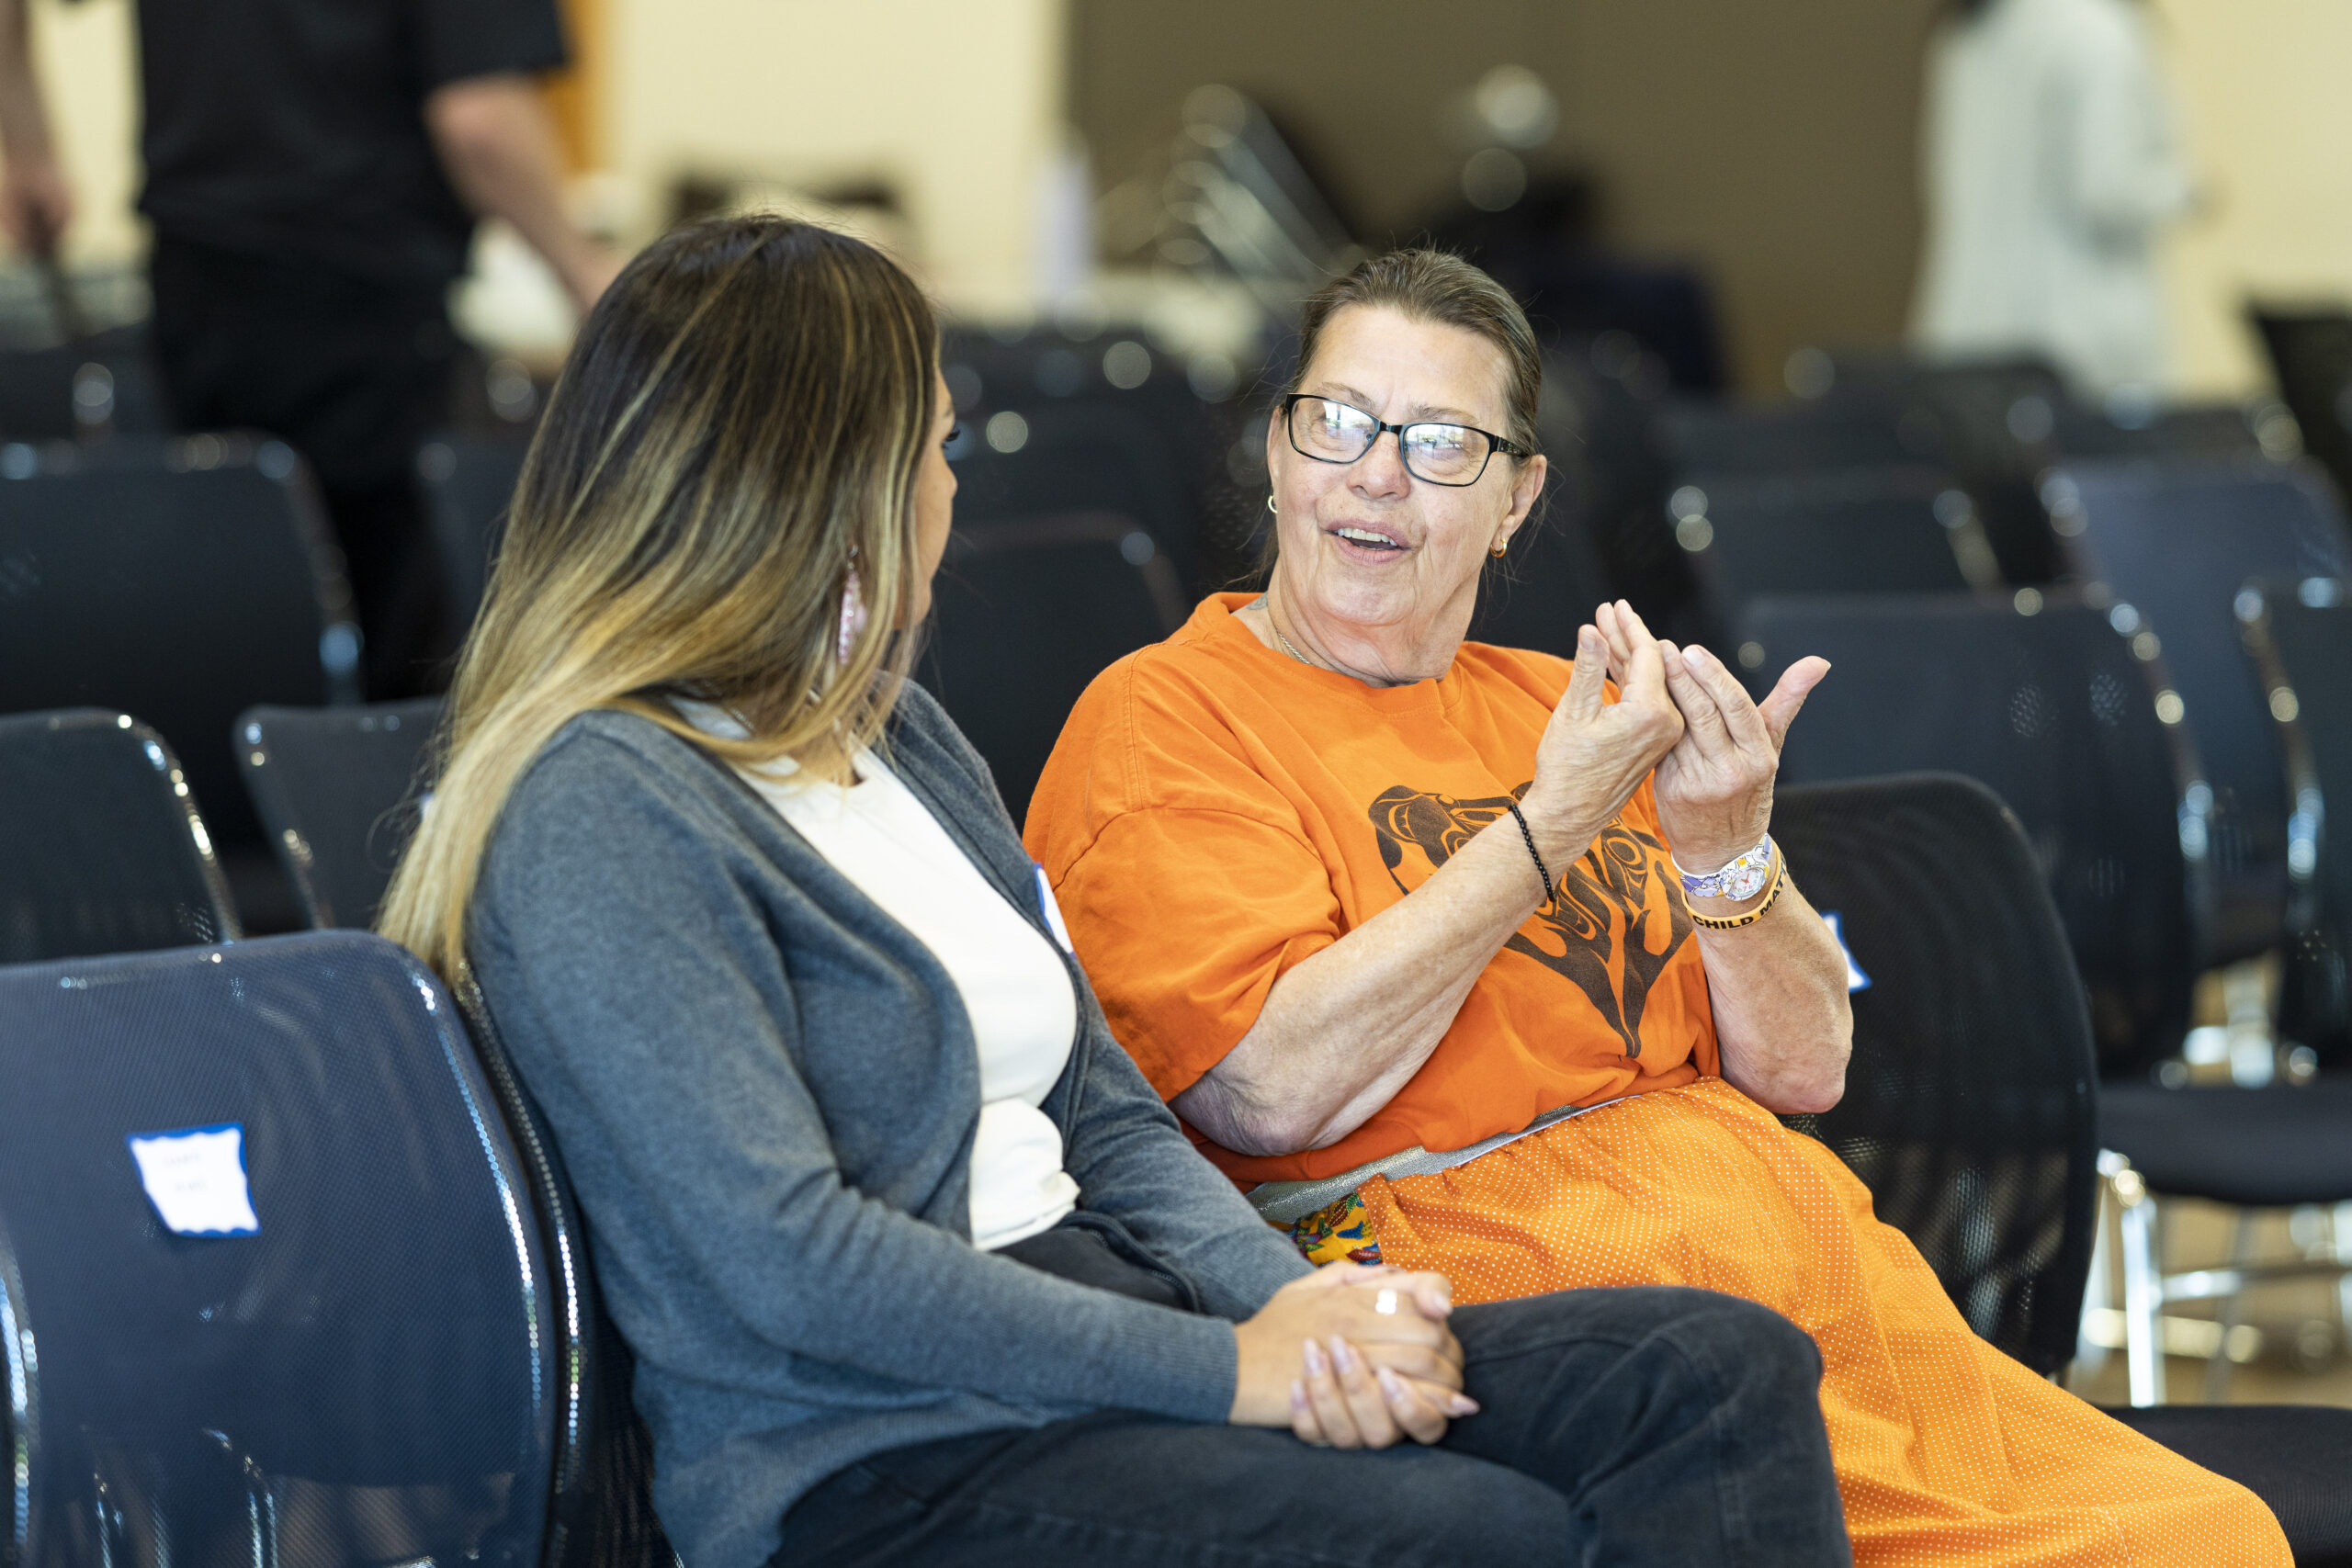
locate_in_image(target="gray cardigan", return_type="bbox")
[469,686,1310,1568]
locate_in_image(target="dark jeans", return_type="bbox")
[775,1228,1849,1567]
[149,234,459,699]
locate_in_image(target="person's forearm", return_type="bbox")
[424,75,613,310]
[0,0,54,164]
[1176,812,1566,1157]
[1698,877,1850,1113]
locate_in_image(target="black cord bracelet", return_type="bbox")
[1505,801,1555,907]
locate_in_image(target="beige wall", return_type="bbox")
[1075,0,2352,400]
[30,0,141,266]
[1072,0,1945,394]
[2153,0,2352,397]
[605,0,1066,314]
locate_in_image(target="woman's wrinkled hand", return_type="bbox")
[1590,604,1828,874]
[1520,604,1684,871]
[1232,1263,1474,1449]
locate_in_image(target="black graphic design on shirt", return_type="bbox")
[1367,784,1693,1059]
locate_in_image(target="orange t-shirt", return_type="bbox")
[1025,592,1720,1185]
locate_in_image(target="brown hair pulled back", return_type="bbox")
[1290,248,1544,457]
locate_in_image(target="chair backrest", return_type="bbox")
[418,434,530,639]
[0,707,239,962]
[0,435,359,853]
[1670,468,1997,626]
[0,931,556,1567]
[0,325,170,441]
[2242,578,2352,1064]
[1772,773,2101,1375]
[2249,306,2352,506]
[919,512,1187,823]
[452,977,673,1568]
[945,397,1204,595]
[2047,457,2352,960]
[1739,592,2202,1076]
[236,699,444,930]
[1659,399,1948,478]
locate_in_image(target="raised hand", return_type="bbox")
[1591,602,1827,874]
[1520,604,1685,870]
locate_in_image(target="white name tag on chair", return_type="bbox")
[1821,912,1872,993]
[126,1123,260,1235]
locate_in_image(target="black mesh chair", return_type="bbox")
[0,931,557,1565]
[1772,773,2098,1372]
[919,513,1187,822]
[1669,468,2000,632]
[1738,592,2202,1075]
[946,398,1204,597]
[2251,307,2352,508]
[2090,580,2352,1409]
[2247,579,2352,1062]
[1773,774,2352,1567]
[0,707,239,962]
[236,699,443,930]
[451,976,674,1568]
[418,434,530,639]
[0,323,170,441]
[2046,457,2352,960]
[1658,398,1949,478]
[0,434,361,932]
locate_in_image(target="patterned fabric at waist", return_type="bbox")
[1244,1096,1627,1224]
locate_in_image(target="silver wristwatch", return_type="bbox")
[1676,834,1774,902]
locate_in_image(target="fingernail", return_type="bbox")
[1302,1338,1327,1376]
[1291,1379,1309,1411]
[1449,1393,1481,1416]
[1330,1337,1359,1373]
[1376,1366,1405,1398]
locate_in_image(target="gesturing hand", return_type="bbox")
[1591,602,1828,873]
[1520,606,1685,870]
[1232,1263,1473,1450]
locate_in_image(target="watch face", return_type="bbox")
[1724,860,1770,902]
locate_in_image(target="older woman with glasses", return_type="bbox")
[1027,248,2289,1566]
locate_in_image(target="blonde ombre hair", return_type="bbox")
[379,217,940,981]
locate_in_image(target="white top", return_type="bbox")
[1911,0,2192,396]
[677,703,1080,1250]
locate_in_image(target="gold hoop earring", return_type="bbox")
[1266,495,1278,516]
[1490,541,1509,558]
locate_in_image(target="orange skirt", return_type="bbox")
[1355,1077,2289,1567]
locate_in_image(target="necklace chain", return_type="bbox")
[1270,619,1316,668]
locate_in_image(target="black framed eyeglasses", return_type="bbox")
[1281,394,1531,488]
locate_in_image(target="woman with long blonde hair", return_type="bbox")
[379,215,1849,1568]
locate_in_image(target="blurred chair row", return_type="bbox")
[6,706,2350,1562]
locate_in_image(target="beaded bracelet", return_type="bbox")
[1684,856,1787,931]
[1504,801,1555,908]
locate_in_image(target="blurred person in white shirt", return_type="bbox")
[1912,0,2196,400]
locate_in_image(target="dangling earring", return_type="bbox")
[836,566,867,665]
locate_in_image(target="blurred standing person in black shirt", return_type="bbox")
[0,0,621,696]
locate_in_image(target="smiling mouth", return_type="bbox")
[1331,525,1405,552]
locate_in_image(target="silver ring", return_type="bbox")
[1374,1287,1399,1316]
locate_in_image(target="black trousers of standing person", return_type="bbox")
[774,1221,1852,1567]
[149,233,460,700]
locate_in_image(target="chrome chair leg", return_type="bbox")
[2205,1211,2258,1403]
[2106,1152,2166,1405]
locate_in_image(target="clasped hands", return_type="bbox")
[1521,600,1829,880]
[1231,1263,1474,1449]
